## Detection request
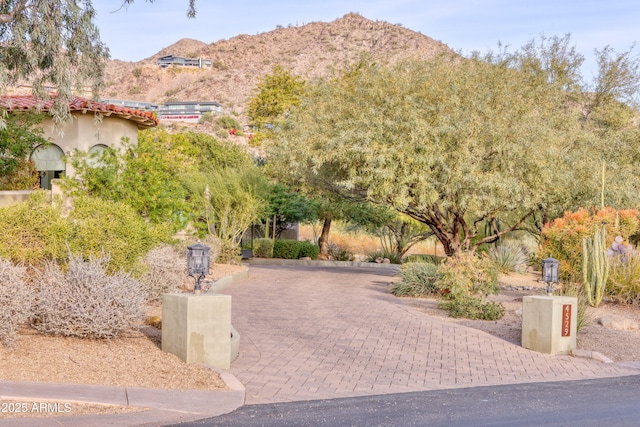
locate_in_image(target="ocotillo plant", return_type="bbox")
[582,226,609,307]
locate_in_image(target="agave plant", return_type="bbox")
[488,243,528,274]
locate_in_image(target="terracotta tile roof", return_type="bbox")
[0,95,159,129]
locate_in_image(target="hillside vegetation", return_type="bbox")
[102,13,452,115]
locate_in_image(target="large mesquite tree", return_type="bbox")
[0,0,108,122]
[266,44,640,256]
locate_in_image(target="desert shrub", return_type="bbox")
[140,245,185,302]
[539,208,640,282]
[391,262,439,297]
[0,191,72,265]
[0,192,170,275]
[200,234,223,263]
[217,239,241,264]
[403,254,445,265]
[487,243,527,273]
[435,252,499,299]
[32,254,147,339]
[0,259,34,348]
[216,115,241,130]
[199,112,215,124]
[67,195,170,276]
[253,238,274,258]
[438,296,505,320]
[273,239,301,259]
[298,240,320,259]
[247,131,268,147]
[607,253,640,305]
[215,129,229,139]
[0,158,39,190]
[366,249,402,264]
[328,243,354,261]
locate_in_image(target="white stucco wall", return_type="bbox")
[0,190,33,208]
[42,112,139,153]
[37,112,140,178]
[0,108,149,206]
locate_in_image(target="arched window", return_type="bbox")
[30,144,65,190]
[87,144,113,168]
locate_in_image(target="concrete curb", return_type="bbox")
[614,361,640,370]
[246,257,402,271]
[208,265,250,293]
[571,348,615,363]
[0,380,245,427]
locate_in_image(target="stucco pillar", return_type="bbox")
[521,295,577,355]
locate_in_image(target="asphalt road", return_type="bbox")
[171,374,640,427]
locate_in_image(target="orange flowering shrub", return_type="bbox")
[539,208,640,282]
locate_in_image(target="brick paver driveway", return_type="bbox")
[225,265,638,404]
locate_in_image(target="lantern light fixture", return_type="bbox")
[187,241,210,294]
[541,257,559,296]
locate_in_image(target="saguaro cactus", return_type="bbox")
[582,226,609,307]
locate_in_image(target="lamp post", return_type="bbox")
[542,257,559,296]
[187,242,210,295]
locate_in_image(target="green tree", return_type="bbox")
[505,36,640,234]
[0,110,47,189]
[312,198,394,258]
[68,128,260,234]
[354,215,434,260]
[187,131,253,173]
[183,168,270,242]
[0,0,108,123]
[265,183,318,238]
[267,45,640,256]
[247,64,306,147]
[67,129,195,231]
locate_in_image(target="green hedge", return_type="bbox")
[272,239,301,259]
[298,241,320,259]
[253,238,274,258]
[250,239,321,260]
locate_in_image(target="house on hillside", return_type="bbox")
[0,95,158,205]
[156,55,212,69]
[98,98,158,111]
[156,101,223,123]
[96,99,224,124]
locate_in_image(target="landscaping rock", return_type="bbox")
[597,315,640,330]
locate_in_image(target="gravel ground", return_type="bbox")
[405,271,640,363]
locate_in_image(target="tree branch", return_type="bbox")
[473,209,537,248]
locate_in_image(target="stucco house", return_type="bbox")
[0,95,158,206]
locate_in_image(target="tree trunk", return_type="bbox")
[317,217,332,259]
[429,226,456,257]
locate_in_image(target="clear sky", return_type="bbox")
[92,0,639,78]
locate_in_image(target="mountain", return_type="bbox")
[102,13,453,118]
